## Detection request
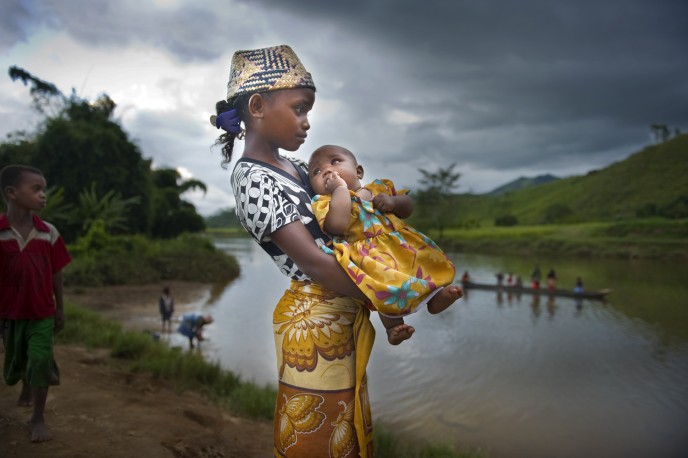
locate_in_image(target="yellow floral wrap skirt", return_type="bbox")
[273,280,376,457]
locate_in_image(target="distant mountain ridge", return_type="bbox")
[486,174,560,196]
[443,134,688,225]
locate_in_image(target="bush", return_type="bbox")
[494,214,518,227]
[64,230,240,286]
[543,203,574,224]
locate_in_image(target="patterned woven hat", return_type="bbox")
[226,45,315,100]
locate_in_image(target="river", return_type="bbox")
[174,237,688,458]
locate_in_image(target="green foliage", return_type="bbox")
[417,134,688,228]
[543,203,574,224]
[57,302,123,348]
[65,230,240,286]
[57,301,274,420]
[437,220,688,259]
[205,207,243,229]
[414,163,461,237]
[150,168,207,238]
[74,182,141,234]
[374,423,487,458]
[3,66,208,242]
[494,214,518,227]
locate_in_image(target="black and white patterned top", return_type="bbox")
[231,156,329,281]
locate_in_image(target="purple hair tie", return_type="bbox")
[215,108,241,134]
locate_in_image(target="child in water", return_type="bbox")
[308,145,463,344]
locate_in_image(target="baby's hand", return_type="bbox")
[372,193,395,212]
[324,172,347,194]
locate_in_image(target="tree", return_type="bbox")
[8,65,63,116]
[73,182,141,234]
[650,124,671,144]
[3,66,207,240]
[413,163,461,239]
[150,168,206,238]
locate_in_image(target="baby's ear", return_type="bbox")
[357,164,364,179]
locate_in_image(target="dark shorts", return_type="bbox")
[2,318,60,388]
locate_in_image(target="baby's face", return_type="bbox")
[308,146,362,195]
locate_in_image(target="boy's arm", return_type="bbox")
[53,271,65,332]
[323,185,353,235]
[372,194,414,219]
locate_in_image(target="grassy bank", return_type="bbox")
[58,301,485,457]
[431,219,688,260]
[206,220,688,260]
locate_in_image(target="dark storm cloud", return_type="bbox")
[3,0,687,197]
[245,0,688,173]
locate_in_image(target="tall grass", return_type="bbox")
[374,423,488,458]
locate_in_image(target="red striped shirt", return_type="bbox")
[0,213,72,319]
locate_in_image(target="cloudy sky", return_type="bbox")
[2,0,687,215]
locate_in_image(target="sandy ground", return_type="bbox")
[0,281,274,457]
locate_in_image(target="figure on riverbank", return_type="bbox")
[177,312,213,349]
[308,145,462,345]
[211,45,377,456]
[496,271,504,287]
[158,286,174,333]
[531,264,541,289]
[0,164,72,443]
[547,268,557,291]
[573,276,584,293]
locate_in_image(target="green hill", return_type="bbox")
[445,134,688,226]
[486,174,560,196]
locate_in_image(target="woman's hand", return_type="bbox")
[372,193,413,218]
[372,193,395,212]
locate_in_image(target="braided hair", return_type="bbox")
[214,91,273,168]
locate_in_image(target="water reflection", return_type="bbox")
[199,237,688,458]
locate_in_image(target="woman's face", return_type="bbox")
[260,88,315,152]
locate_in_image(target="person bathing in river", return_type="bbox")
[308,144,463,344]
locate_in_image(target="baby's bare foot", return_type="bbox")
[30,421,52,442]
[386,323,415,345]
[427,285,464,314]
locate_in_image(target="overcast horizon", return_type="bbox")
[2,0,687,216]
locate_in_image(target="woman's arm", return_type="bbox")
[372,194,413,219]
[270,221,367,300]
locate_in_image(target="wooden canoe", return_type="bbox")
[461,281,612,300]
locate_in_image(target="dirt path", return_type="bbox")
[0,282,274,457]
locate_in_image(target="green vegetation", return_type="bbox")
[408,134,688,229]
[64,224,239,286]
[405,135,688,259]
[1,66,206,242]
[374,423,487,458]
[60,301,486,456]
[429,219,688,259]
[57,302,275,419]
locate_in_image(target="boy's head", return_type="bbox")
[0,164,46,212]
[308,145,364,196]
